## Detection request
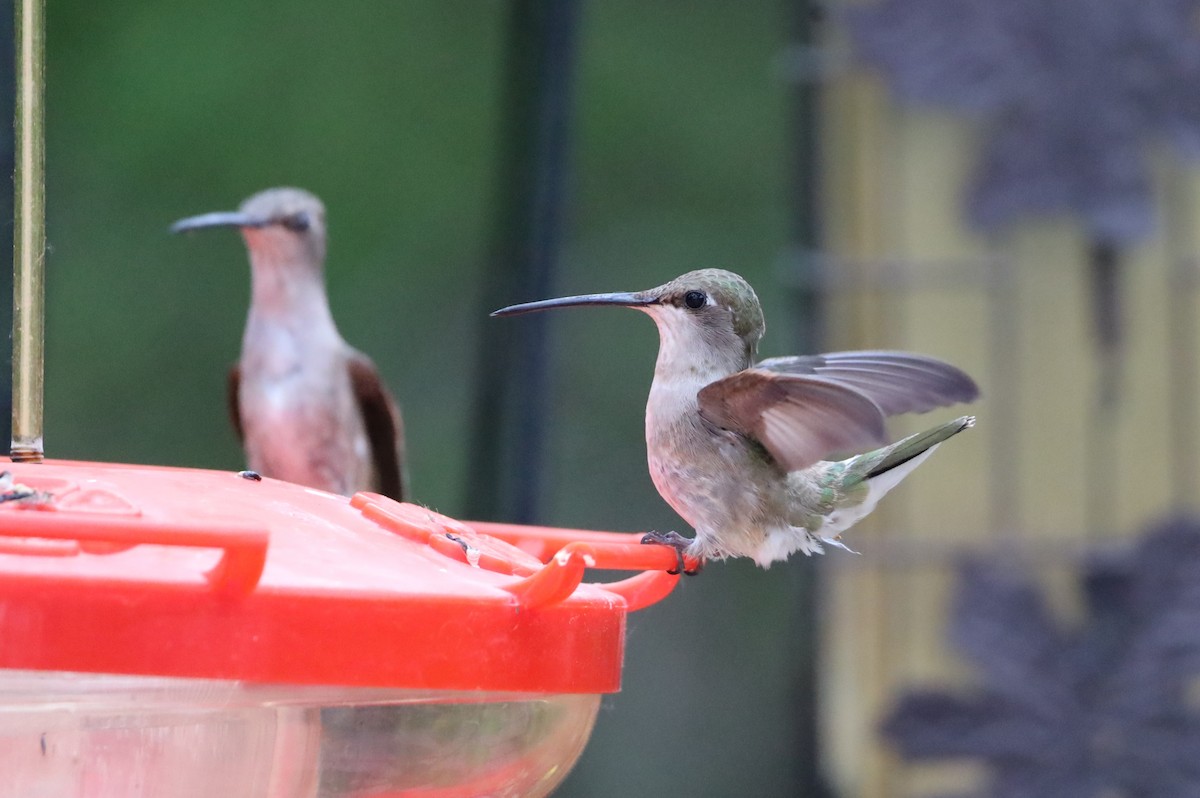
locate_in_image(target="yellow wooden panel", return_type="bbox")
[896,288,992,544]
[893,110,988,261]
[1115,236,1174,528]
[1006,225,1094,537]
[822,563,890,797]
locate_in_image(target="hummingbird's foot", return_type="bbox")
[640,530,703,576]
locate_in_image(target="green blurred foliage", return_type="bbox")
[47,2,504,505]
[43,1,807,795]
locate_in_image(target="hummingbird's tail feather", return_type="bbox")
[865,415,975,480]
[803,416,976,552]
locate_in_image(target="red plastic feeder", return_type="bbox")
[0,461,681,797]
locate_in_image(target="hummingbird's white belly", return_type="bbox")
[645,383,855,565]
[649,438,855,565]
[644,370,788,560]
[646,414,787,561]
[241,373,368,496]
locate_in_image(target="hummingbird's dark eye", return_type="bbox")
[281,212,311,233]
[684,290,707,309]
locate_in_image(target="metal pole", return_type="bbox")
[10,0,42,462]
[465,0,581,522]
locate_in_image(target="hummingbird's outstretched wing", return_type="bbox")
[227,365,244,442]
[347,353,408,503]
[755,351,978,417]
[697,369,888,472]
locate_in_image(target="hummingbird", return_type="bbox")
[171,187,407,501]
[493,268,977,571]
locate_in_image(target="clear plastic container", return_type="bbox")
[0,671,599,798]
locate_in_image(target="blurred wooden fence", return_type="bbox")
[807,45,1200,798]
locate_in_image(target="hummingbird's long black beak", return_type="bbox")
[169,211,271,234]
[491,291,657,317]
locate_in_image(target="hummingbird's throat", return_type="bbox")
[647,306,748,382]
[246,251,337,336]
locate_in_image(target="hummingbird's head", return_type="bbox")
[171,187,328,270]
[644,268,765,356]
[491,268,765,371]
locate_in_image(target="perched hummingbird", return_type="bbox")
[493,269,977,570]
[171,187,407,501]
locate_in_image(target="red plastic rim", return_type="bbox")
[0,460,681,693]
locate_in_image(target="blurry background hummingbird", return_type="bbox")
[493,268,976,569]
[172,187,407,501]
